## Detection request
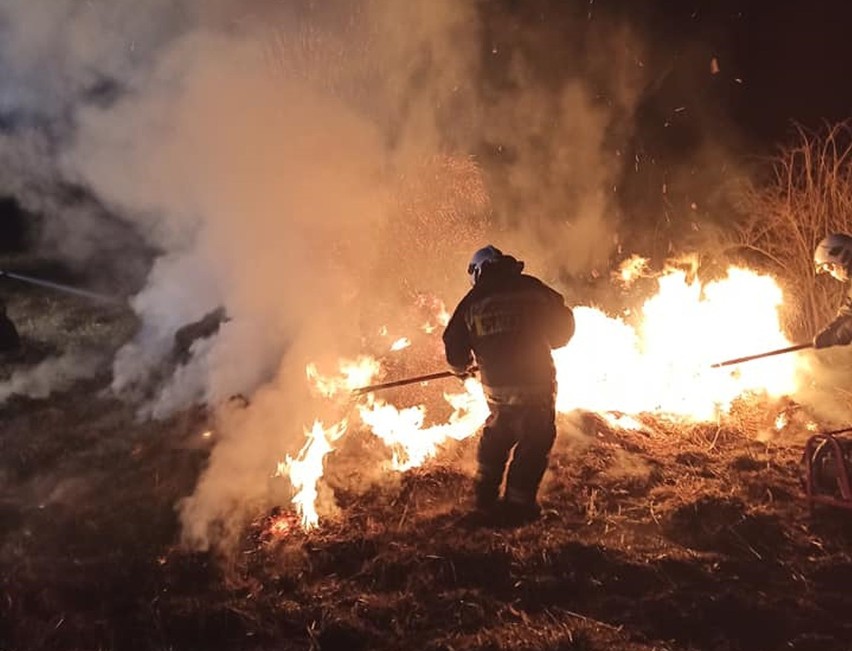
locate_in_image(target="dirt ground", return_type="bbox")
[2,278,852,651]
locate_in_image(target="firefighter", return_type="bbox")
[443,245,575,524]
[813,233,852,348]
[0,298,21,353]
[172,306,228,365]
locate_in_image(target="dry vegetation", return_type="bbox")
[729,121,852,340]
[3,260,852,651]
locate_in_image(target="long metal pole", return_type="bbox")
[710,342,812,368]
[823,425,852,436]
[359,341,811,393]
[0,269,121,304]
[352,366,479,395]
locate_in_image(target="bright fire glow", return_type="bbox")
[276,264,803,531]
[601,412,645,431]
[306,356,380,398]
[616,255,650,285]
[277,419,348,529]
[554,268,798,420]
[358,378,490,470]
[390,337,411,351]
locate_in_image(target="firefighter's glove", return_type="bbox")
[451,366,476,381]
[813,316,852,349]
[813,328,837,350]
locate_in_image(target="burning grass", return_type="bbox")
[4,365,852,650]
[4,246,852,650]
[266,261,810,538]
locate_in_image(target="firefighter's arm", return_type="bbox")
[550,303,575,348]
[815,291,852,349]
[542,286,575,348]
[442,303,474,373]
[814,315,852,348]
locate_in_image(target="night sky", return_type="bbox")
[596,0,852,148]
[627,0,852,253]
[698,1,852,146]
[474,0,852,151]
[474,0,852,257]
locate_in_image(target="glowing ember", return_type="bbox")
[601,412,645,431]
[416,294,451,328]
[616,255,650,285]
[437,306,450,326]
[390,337,411,351]
[264,511,300,539]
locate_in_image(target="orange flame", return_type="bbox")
[357,378,489,470]
[554,267,798,419]
[306,356,380,398]
[279,264,803,531]
[277,419,348,529]
[615,255,650,285]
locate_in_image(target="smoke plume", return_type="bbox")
[0,0,643,550]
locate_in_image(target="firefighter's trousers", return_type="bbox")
[475,401,557,508]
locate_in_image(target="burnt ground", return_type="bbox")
[2,278,852,651]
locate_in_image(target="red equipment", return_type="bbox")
[802,431,852,511]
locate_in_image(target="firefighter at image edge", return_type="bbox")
[0,297,20,354]
[812,232,852,349]
[442,245,575,525]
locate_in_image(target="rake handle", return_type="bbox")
[352,366,479,395]
[710,343,812,368]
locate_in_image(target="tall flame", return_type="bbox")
[554,267,797,419]
[277,419,348,529]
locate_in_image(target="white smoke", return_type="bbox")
[0,0,642,550]
[0,1,180,118]
[0,350,104,405]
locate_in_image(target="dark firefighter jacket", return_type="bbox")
[442,257,575,404]
[816,283,852,348]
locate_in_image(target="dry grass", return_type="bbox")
[727,120,852,340]
[6,362,852,650]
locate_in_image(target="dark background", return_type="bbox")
[475,0,852,260]
[525,0,852,152]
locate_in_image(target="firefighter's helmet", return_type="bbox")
[467,245,503,285]
[814,233,852,279]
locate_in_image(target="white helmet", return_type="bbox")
[814,233,852,278]
[467,245,503,285]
